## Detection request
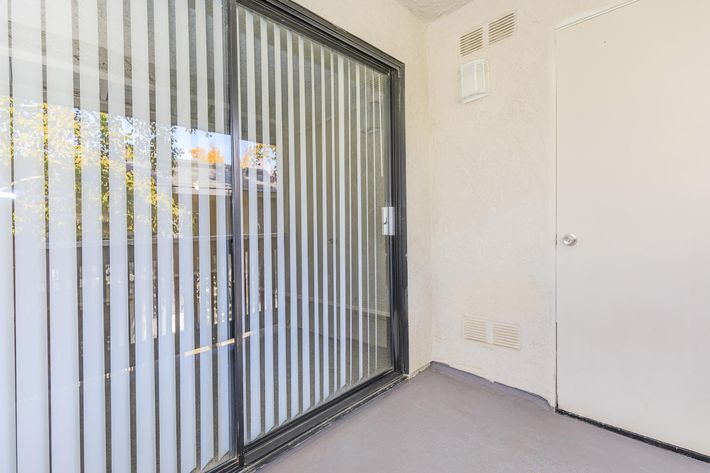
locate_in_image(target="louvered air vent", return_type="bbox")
[492,322,521,350]
[464,317,521,350]
[459,27,484,56]
[488,11,516,44]
[463,317,489,344]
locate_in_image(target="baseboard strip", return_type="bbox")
[556,409,710,464]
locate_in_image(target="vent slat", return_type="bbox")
[488,11,516,44]
[492,321,521,350]
[459,27,483,56]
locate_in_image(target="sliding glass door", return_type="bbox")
[234,4,394,443]
[0,0,403,471]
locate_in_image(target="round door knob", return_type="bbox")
[562,233,578,246]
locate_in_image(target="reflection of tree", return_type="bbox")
[240,142,278,193]
[191,145,226,165]
[240,142,277,179]
[1,97,232,239]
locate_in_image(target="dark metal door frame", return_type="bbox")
[218,0,409,470]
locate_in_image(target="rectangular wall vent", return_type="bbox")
[492,321,521,350]
[488,11,516,44]
[459,27,484,56]
[464,317,521,350]
[463,317,489,344]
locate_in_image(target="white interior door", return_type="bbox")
[556,0,710,456]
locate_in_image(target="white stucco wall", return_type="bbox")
[293,0,434,373]
[425,0,630,404]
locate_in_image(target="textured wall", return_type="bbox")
[293,0,434,373]
[425,0,625,403]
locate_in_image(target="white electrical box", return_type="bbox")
[460,59,489,103]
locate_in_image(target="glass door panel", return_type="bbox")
[235,4,394,444]
[0,1,235,471]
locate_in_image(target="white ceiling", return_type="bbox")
[396,0,474,21]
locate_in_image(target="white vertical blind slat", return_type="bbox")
[372,77,385,370]
[153,0,178,470]
[130,0,156,470]
[320,46,329,402]
[356,64,363,382]
[274,23,288,426]
[0,1,15,470]
[236,7,248,445]
[12,0,50,470]
[298,36,311,410]
[286,30,299,418]
[371,70,378,372]
[213,0,231,459]
[194,0,214,465]
[337,54,346,390]
[244,11,261,441]
[174,0,198,469]
[213,0,226,136]
[345,58,355,384]
[329,51,337,394]
[363,68,376,376]
[78,0,107,468]
[175,0,197,470]
[46,0,81,469]
[261,17,275,434]
[310,42,320,406]
[106,1,132,470]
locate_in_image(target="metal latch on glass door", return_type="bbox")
[382,207,396,236]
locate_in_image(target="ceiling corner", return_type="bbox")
[395,0,475,22]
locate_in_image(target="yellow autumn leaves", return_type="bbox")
[1,97,228,238]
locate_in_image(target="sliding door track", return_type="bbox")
[211,372,406,472]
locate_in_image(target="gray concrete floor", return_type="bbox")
[259,363,710,473]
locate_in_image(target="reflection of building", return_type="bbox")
[170,161,234,198]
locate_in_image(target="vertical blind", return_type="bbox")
[235,6,393,443]
[0,0,234,472]
[0,1,397,471]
